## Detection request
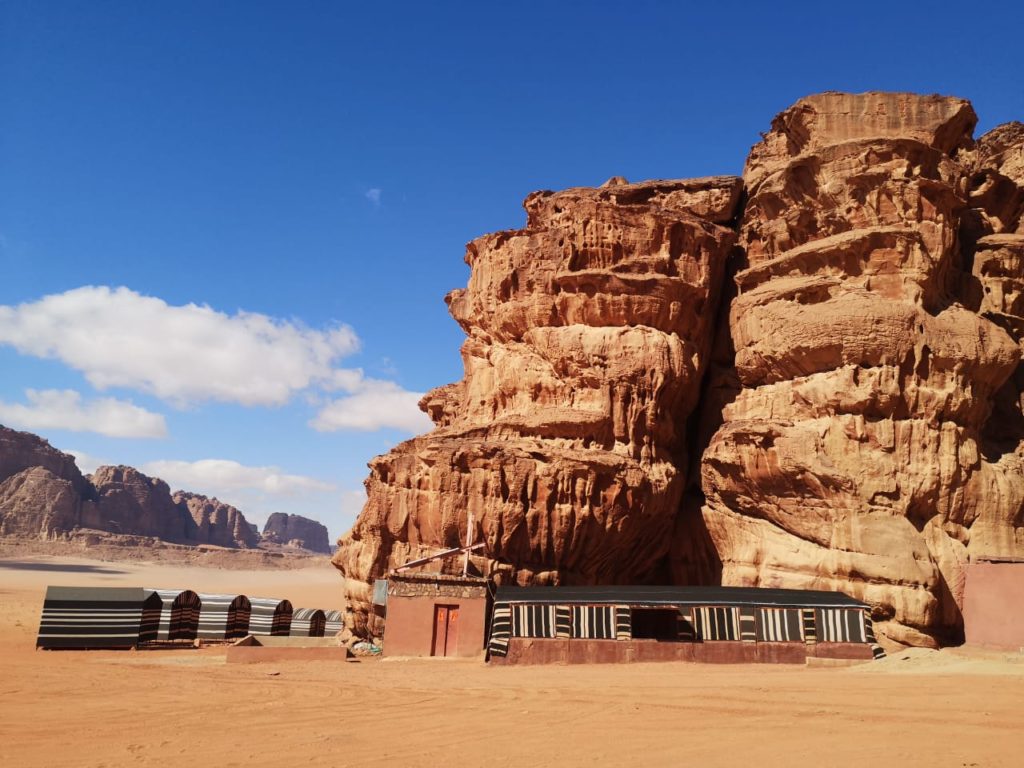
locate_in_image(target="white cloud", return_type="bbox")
[0,389,167,438]
[365,188,382,207]
[140,458,336,496]
[309,379,434,433]
[0,286,360,407]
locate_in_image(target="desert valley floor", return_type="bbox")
[1,555,1022,768]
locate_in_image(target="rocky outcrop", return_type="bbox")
[699,92,1023,646]
[335,92,1024,645]
[85,466,194,541]
[0,425,91,497]
[174,491,260,549]
[0,426,326,552]
[261,512,330,553]
[0,467,82,539]
[333,176,743,624]
[0,426,92,539]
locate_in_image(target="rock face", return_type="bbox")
[261,512,330,553]
[0,467,82,539]
[334,176,743,622]
[85,465,194,541]
[335,92,1024,645]
[0,426,264,550]
[174,491,260,549]
[0,426,91,538]
[700,93,1023,646]
[0,426,91,497]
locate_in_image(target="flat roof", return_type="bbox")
[495,585,867,609]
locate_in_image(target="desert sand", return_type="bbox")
[1,555,1022,768]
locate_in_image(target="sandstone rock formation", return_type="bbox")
[174,491,260,549]
[0,426,92,539]
[335,92,1024,645]
[0,425,265,550]
[0,425,91,496]
[261,512,331,553]
[0,466,83,539]
[699,93,1023,646]
[85,465,194,541]
[334,175,744,621]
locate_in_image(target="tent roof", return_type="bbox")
[495,585,868,609]
[43,586,157,604]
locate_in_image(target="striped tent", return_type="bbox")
[324,610,343,636]
[289,608,326,637]
[149,589,202,642]
[196,593,251,641]
[37,586,162,650]
[249,597,293,636]
[487,585,873,658]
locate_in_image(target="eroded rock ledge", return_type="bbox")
[334,93,1024,646]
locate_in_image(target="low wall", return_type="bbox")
[963,562,1024,650]
[491,638,873,665]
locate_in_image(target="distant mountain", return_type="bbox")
[0,424,329,553]
[261,512,331,554]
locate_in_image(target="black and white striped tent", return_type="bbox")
[149,589,202,642]
[248,597,293,636]
[36,586,162,650]
[324,609,343,636]
[196,593,251,641]
[487,585,884,659]
[289,608,326,637]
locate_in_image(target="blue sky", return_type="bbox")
[2,1,1022,538]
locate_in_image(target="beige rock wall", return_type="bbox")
[701,93,1024,645]
[336,93,1024,645]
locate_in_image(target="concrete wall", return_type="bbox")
[963,562,1024,650]
[382,594,488,658]
[491,638,874,665]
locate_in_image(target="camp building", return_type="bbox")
[486,585,884,664]
[379,572,490,658]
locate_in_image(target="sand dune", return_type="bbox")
[1,555,1022,768]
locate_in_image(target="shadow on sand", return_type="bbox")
[0,560,127,575]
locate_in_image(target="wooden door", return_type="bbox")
[445,607,459,656]
[432,605,460,657]
[432,605,449,656]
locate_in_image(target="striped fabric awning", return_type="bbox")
[249,597,293,636]
[196,593,251,640]
[149,589,202,642]
[289,608,326,637]
[37,586,162,650]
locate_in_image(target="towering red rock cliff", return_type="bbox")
[334,177,743,619]
[334,92,1024,644]
[700,93,1023,645]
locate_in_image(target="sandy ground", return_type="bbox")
[1,556,1023,767]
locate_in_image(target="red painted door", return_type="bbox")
[432,605,448,656]
[432,605,460,657]
[445,607,459,657]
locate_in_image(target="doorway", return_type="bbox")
[432,604,460,657]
